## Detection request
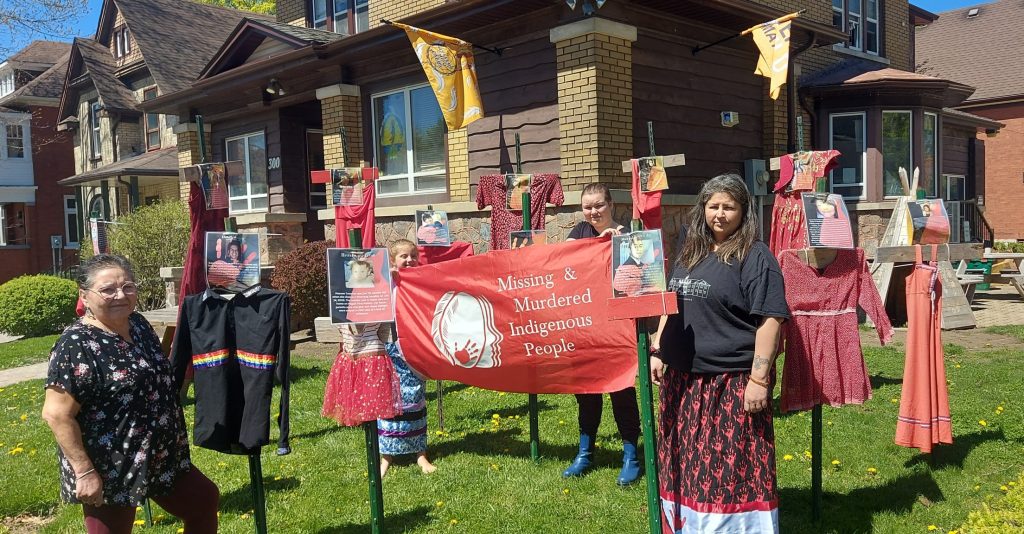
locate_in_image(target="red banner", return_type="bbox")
[395,238,638,394]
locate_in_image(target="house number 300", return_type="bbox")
[267,157,281,170]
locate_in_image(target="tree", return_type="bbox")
[0,0,89,58]
[195,0,276,15]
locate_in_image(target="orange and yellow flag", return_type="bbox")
[393,22,484,130]
[745,12,799,100]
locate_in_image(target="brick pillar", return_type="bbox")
[551,19,637,191]
[173,122,212,201]
[316,84,363,168]
[448,128,470,201]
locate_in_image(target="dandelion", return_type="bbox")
[436,501,445,507]
[867,467,878,475]
[274,476,281,481]
[973,484,981,491]
[133,520,145,526]
[177,529,185,534]
[8,447,24,455]
[19,414,27,422]
[563,488,570,495]
[831,460,841,467]
[890,398,899,404]
[450,519,459,525]
[436,430,444,436]
[782,454,794,461]
[490,463,499,470]
[1000,485,1009,492]
[979,420,988,427]
[241,513,250,520]
[927,526,937,531]
[1010,482,1017,487]
[803,450,813,459]
[559,420,566,425]
[492,413,500,419]
[498,392,506,396]
[949,531,958,534]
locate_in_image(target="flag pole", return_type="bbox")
[515,132,542,463]
[692,9,805,55]
[380,19,503,55]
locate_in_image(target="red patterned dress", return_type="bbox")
[475,174,564,251]
[768,150,841,255]
[778,248,894,412]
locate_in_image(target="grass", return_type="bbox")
[985,325,1024,343]
[0,335,57,370]
[1,340,1022,533]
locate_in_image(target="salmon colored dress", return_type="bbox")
[895,245,953,452]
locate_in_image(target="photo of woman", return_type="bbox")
[415,210,451,246]
[205,232,260,291]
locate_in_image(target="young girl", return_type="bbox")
[379,239,437,476]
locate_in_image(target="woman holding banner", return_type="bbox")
[563,182,642,486]
[651,174,789,531]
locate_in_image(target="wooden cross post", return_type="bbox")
[618,121,685,534]
[311,129,385,534]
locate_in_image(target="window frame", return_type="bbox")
[143,87,160,151]
[833,0,881,56]
[224,131,269,214]
[63,195,79,249]
[371,84,449,198]
[882,110,913,199]
[89,101,102,160]
[0,203,6,246]
[828,111,868,201]
[4,123,24,158]
[113,27,131,59]
[309,0,369,35]
[0,71,14,97]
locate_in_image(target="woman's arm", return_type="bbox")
[743,316,784,413]
[649,315,669,385]
[41,387,103,505]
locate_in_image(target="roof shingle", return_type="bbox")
[916,0,1024,103]
[7,41,70,67]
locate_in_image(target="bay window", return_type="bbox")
[829,113,867,199]
[882,111,912,197]
[225,132,269,213]
[372,85,447,197]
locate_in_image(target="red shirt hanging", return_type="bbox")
[475,174,564,251]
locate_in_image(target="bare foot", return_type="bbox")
[417,453,437,474]
[380,455,393,478]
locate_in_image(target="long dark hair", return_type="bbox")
[677,173,758,269]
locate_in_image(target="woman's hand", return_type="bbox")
[743,380,769,413]
[598,226,622,238]
[75,470,103,507]
[650,355,665,386]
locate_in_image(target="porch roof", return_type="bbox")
[802,61,977,108]
[942,107,1004,131]
[59,147,180,187]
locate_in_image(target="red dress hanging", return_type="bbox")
[778,248,893,412]
[768,150,841,255]
[895,245,953,452]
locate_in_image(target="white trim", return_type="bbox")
[224,131,269,214]
[370,84,448,198]
[882,110,913,199]
[315,83,360,100]
[829,111,867,200]
[0,203,6,246]
[550,18,638,43]
[63,195,79,248]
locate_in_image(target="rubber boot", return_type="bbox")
[616,441,642,486]
[562,434,595,478]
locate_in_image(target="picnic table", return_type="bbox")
[983,252,1024,298]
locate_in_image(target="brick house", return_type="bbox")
[0,41,76,282]
[143,0,996,261]
[916,0,1024,242]
[55,0,269,244]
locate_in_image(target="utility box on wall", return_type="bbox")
[743,159,769,196]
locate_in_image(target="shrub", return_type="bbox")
[994,241,1024,253]
[0,275,78,337]
[104,200,191,311]
[271,240,333,329]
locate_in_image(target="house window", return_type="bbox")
[89,101,102,159]
[64,195,79,248]
[310,0,369,35]
[225,131,269,213]
[4,124,24,158]
[0,71,14,97]
[372,85,447,197]
[829,112,867,199]
[882,110,912,197]
[0,204,6,246]
[113,27,132,58]
[833,0,880,55]
[143,87,160,150]
[922,112,938,197]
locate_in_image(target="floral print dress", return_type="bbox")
[46,313,192,506]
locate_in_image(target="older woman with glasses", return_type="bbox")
[42,254,219,533]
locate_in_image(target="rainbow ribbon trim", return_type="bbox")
[238,350,276,370]
[193,349,228,369]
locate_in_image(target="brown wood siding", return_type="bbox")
[467,31,560,188]
[942,125,971,177]
[632,30,763,195]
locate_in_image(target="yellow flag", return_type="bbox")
[393,22,484,130]
[746,13,798,100]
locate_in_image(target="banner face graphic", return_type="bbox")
[395,238,638,394]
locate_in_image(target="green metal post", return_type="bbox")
[248,454,268,534]
[142,499,154,526]
[196,115,208,164]
[349,227,386,533]
[812,405,822,522]
[516,132,541,462]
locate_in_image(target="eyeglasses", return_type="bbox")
[85,283,139,300]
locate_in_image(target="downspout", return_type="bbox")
[788,34,817,153]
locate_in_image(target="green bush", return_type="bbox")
[0,275,78,337]
[994,241,1024,253]
[104,200,190,311]
[961,473,1024,533]
[271,240,333,329]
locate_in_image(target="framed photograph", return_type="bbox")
[637,156,668,192]
[415,210,452,247]
[611,229,667,298]
[327,248,395,324]
[509,230,547,249]
[89,219,109,255]
[907,198,950,245]
[205,232,261,292]
[504,173,532,210]
[329,168,366,207]
[801,193,854,249]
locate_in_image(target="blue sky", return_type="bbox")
[5,0,995,54]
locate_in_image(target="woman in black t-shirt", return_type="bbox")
[651,173,789,531]
[562,182,643,486]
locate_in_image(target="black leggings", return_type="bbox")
[574,386,641,444]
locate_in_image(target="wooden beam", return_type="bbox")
[873,243,983,263]
[620,153,686,173]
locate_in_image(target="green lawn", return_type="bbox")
[0,335,57,370]
[1,341,1022,533]
[986,325,1024,343]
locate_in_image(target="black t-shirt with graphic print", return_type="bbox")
[659,241,790,373]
